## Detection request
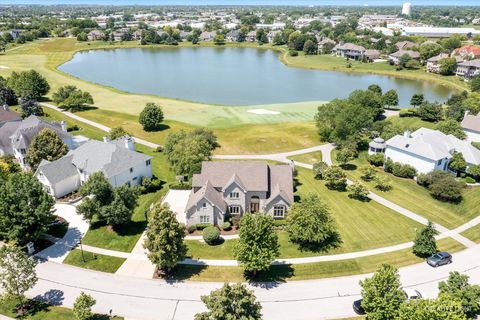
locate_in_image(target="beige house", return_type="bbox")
[185,161,294,226]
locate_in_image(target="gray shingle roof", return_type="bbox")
[461,112,480,133]
[0,107,21,124]
[186,180,227,213]
[390,50,421,59]
[36,155,78,184]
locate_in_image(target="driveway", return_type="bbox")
[162,189,191,225]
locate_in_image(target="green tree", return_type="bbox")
[323,166,347,190]
[467,164,480,179]
[360,166,377,181]
[439,57,458,76]
[374,175,392,191]
[286,194,341,249]
[303,39,317,55]
[25,128,68,170]
[368,84,382,96]
[439,272,480,319]
[108,126,129,140]
[397,294,467,320]
[100,186,139,226]
[0,246,37,312]
[348,89,384,118]
[19,93,43,118]
[213,33,225,45]
[0,173,55,244]
[410,93,424,107]
[418,101,443,122]
[429,174,463,202]
[399,54,412,68]
[419,42,443,60]
[382,89,399,107]
[448,151,467,173]
[139,102,164,131]
[195,283,262,320]
[77,172,114,219]
[471,75,480,92]
[463,92,480,115]
[412,221,438,258]
[143,204,187,274]
[255,28,268,44]
[313,161,329,180]
[440,35,462,51]
[347,183,369,201]
[234,213,279,275]
[52,85,94,112]
[359,264,405,320]
[76,32,88,42]
[335,147,357,167]
[73,292,96,320]
[6,70,50,100]
[436,120,467,139]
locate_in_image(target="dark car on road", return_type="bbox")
[427,252,452,267]
[353,299,365,315]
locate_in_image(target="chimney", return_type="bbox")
[403,130,411,138]
[60,121,67,132]
[124,135,134,150]
[103,136,110,143]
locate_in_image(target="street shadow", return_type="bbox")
[34,289,64,306]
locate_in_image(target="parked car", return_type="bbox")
[352,299,365,315]
[404,288,424,300]
[427,252,452,267]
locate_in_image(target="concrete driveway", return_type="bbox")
[162,189,191,224]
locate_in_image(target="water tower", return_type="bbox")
[402,2,412,16]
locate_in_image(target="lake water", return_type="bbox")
[59,47,453,106]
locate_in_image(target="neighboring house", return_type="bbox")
[35,136,153,198]
[368,137,386,155]
[377,128,480,174]
[388,50,420,65]
[461,111,480,142]
[0,29,21,40]
[453,45,480,61]
[0,105,21,127]
[364,49,381,62]
[226,29,241,42]
[245,31,256,42]
[0,115,74,170]
[185,161,294,226]
[87,30,104,41]
[199,31,216,41]
[332,43,366,60]
[456,59,480,78]
[318,38,336,54]
[132,30,143,41]
[395,40,416,50]
[179,30,192,40]
[112,31,125,41]
[267,30,280,43]
[426,53,451,73]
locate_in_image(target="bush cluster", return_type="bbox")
[417,171,463,202]
[367,153,384,167]
[140,176,162,193]
[399,108,417,118]
[168,181,192,190]
[203,226,221,245]
[221,222,231,231]
[384,159,417,179]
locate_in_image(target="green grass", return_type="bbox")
[339,151,480,229]
[287,150,322,165]
[0,296,123,319]
[174,237,464,282]
[63,249,125,273]
[461,224,480,243]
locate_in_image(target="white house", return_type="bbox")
[461,111,480,142]
[35,136,153,198]
[379,128,480,174]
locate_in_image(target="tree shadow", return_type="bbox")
[89,220,147,237]
[293,233,343,254]
[33,289,64,306]
[165,264,208,282]
[246,264,295,288]
[340,163,357,171]
[143,123,171,132]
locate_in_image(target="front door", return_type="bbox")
[250,196,260,212]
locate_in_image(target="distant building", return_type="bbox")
[395,40,416,51]
[0,105,21,128]
[461,111,480,142]
[426,53,451,73]
[87,30,104,41]
[453,45,480,61]
[245,31,256,42]
[402,2,412,16]
[389,50,420,65]
[456,60,480,78]
[332,43,366,60]
[401,27,480,38]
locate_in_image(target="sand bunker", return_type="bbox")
[0,66,9,69]
[247,108,281,115]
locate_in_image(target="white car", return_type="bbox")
[404,288,425,300]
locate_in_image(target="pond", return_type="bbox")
[59,47,453,106]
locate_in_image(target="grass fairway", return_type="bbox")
[63,249,125,273]
[287,150,323,164]
[175,237,463,282]
[0,296,123,320]
[339,151,480,229]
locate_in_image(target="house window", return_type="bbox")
[273,205,286,218]
[229,205,241,215]
[437,159,442,166]
[133,176,138,181]
[130,168,133,173]
[202,202,207,209]
[146,160,151,166]
[229,192,239,199]
[200,215,210,223]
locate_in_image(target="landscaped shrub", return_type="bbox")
[465,176,476,184]
[288,50,298,57]
[168,181,192,190]
[273,219,287,228]
[313,161,329,180]
[399,108,417,118]
[203,226,220,245]
[384,158,394,173]
[391,163,417,179]
[195,223,211,231]
[187,225,196,234]
[416,170,452,187]
[221,222,231,231]
[156,146,163,152]
[231,215,242,229]
[67,124,80,132]
[374,176,392,191]
[417,171,463,202]
[140,176,162,193]
[323,166,347,191]
[360,166,377,181]
[367,153,384,167]
[347,183,369,201]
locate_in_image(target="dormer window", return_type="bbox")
[230,192,240,199]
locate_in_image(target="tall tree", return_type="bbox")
[417,101,443,122]
[323,166,347,190]
[143,204,187,274]
[25,128,68,170]
[0,173,55,244]
[108,127,130,140]
[368,84,382,96]
[448,152,467,173]
[439,272,480,319]
[397,294,467,320]
[6,70,50,100]
[359,264,405,320]
[382,89,399,107]
[234,213,279,275]
[19,93,43,118]
[0,246,38,312]
[410,93,424,107]
[439,57,458,76]
[471,75,480,93]
[195,283,262,320]
[412,221,438,258]
[52,85,94,112]
[139,102,164,131]
[286,194,341,249]
[73,292,96,320]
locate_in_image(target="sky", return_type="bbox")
[4,0,480,6]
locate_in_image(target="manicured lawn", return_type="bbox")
[0,296,123,319]
[175,237,464,282]
[461,224,480,243]
[339,151,480,229]
[46,219,69,239]
[63,249,125,273]
[287,150,322,165]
